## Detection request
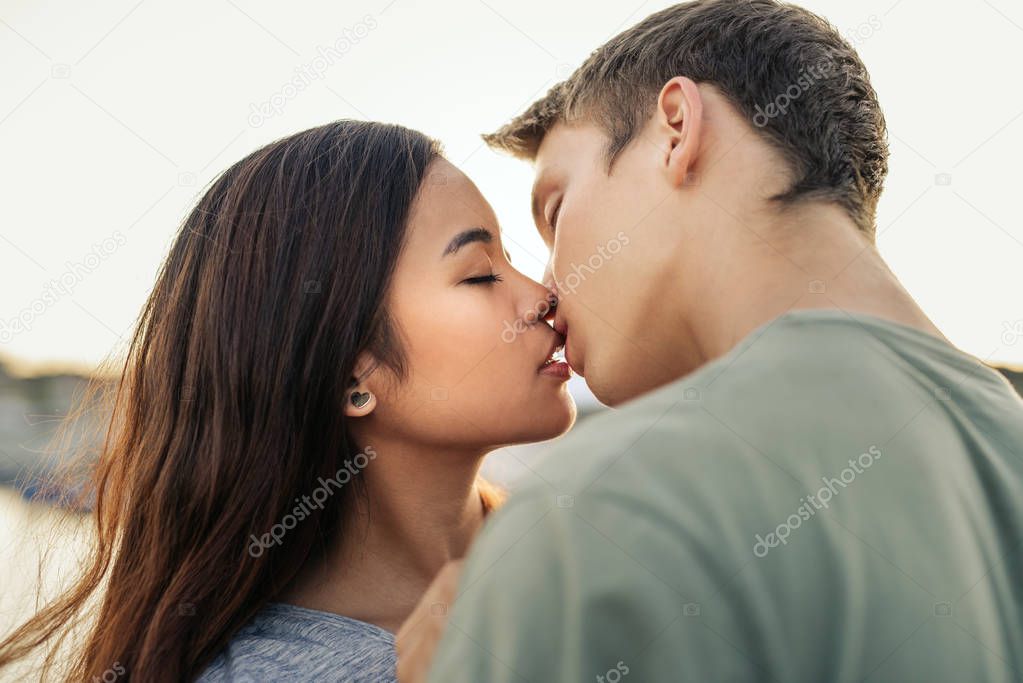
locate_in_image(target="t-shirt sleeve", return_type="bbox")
[427,488,761,682]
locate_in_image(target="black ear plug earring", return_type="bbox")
[350,391,371,408]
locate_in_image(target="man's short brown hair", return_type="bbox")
[483,0,889,235]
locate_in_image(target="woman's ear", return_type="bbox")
[345,352,379,418]
[657,76,704,188]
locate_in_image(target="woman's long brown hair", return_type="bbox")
[0,120,449,681]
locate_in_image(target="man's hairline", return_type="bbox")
[511,108,878,241]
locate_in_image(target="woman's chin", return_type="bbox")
[518,394,577,443]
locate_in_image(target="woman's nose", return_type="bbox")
[516,274,558,326]
[540,265,560,321]
[541,288,558,323]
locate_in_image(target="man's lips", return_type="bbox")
[563,339,582,377]
[553,317,568,337]
[551,317,581,375]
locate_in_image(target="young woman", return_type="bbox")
[0,120,575,681]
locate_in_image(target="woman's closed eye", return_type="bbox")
[461,273,504,286]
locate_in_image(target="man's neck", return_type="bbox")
[683,204,944,370]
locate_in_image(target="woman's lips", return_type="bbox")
[538,360,571,379]
[538,343,570,380]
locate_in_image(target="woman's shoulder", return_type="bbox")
[196,602,396,682]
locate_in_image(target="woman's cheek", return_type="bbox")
[428,300,498,369]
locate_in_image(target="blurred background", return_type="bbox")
[1,0,1022,658]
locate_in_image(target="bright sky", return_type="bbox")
[1,0,1022,377]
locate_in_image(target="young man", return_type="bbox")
[398,1,1023,680]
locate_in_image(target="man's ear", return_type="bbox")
[656,76,704,188]
[344,351,379,418]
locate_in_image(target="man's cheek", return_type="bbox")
[552,252,590,299]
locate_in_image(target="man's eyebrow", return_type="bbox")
[442,227,492,257]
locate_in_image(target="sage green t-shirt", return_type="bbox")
[430,310,1023,682]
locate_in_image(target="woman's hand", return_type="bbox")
[396,559,464,683]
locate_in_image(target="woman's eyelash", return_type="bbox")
[462,273,504,285]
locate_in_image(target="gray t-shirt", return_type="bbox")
[429,309,1023,682]
[197,603,395,682]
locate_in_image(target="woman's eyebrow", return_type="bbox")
[442,227,492,257]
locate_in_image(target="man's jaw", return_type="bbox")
[565,342,584,377]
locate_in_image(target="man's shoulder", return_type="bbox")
[472,313,937,624]
[512,311,932,505]
[523,339,815,479]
